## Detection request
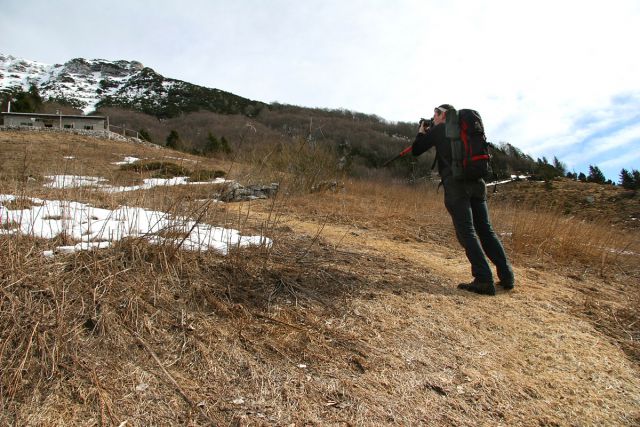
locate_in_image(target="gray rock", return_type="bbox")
[219,183,279,202]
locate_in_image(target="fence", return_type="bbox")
[107,124,141,139]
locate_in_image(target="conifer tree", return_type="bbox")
[138,129,152,143]
[166,130,181,149]
[553,156,566,175]
[587,165,606,184]
[633,170,640,189]
[11,84,43,112]
[620,169,633,189]
[203,132,221,155]
[220,136,232,154]
[621,169,640,191]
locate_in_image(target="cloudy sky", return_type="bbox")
[2,0,639,180]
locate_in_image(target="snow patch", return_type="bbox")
[102,177,227,193]
[0,194,271,256]
[43,174,227,192]
[111,156,141,165]
[486,175,531,186]
[44,175,108,189]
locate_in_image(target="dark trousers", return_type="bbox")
[443,177,513,284]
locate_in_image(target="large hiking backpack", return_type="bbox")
[444,108,491,180]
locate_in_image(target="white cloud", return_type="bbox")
[599,150,640,171]
[584,124,640,157]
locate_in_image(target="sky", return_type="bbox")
[1,0,639,181]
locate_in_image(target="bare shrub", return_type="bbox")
[240,136,342,195]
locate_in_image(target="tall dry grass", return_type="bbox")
[0,132,295,424]
[274,173,639,283]
[345,177,639,275]
[237,136,343,194]
[490,202,639,275]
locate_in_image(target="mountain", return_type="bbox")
[0,54,264,118]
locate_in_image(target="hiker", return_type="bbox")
[412,104,514,295]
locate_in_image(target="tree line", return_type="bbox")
[0,84,43,113]
[138,128,232,156]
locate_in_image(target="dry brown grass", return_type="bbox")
[494,203,639,272]
[490,178,640,230]
[1,130,639,426]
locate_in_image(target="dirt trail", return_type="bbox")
[260,210,640,425]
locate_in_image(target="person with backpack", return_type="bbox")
[412,104,514,295]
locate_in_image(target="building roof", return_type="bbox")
[1,112,106,120]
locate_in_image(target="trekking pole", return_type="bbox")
[381,145,412,167]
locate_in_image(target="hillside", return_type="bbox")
[488,177,640,230]
[0,129,638,425]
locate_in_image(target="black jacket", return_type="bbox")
[411,123,453,179]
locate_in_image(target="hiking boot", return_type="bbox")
[498,271,515,290]
[457,280,496,296]
[497,280,514,290]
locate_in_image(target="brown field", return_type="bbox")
[0,130,639,426]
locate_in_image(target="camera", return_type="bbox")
[419,118,432,128]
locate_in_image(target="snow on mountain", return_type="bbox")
[1,53,147,114]
[0,54,51,88]
[0,53,263,118]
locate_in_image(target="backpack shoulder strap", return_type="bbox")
[444,108,459,139]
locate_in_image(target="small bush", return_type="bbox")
[259,138,341,193]
[119,161,227,181]
[189,169,226,181]
[119,161,189,178]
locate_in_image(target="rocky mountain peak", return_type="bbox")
[61,58,145,77]
[1,53,263,118]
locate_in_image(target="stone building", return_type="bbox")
[1,112,106,130]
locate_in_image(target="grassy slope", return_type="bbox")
[0,130,639,426]
[489,178,640,230]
